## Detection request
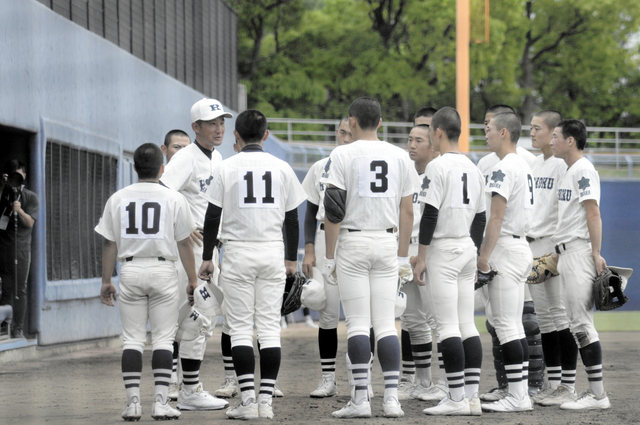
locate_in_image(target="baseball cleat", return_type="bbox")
[215,377,238,398]
[481,393,533,412]
[560,389,610,410]
[273,383,284,398]
[151,399,181,420]
[310,372,337,398]
[177,383,229,410]
[304,315,319,328]
[332,400,372,418]
[531,386,557,405]
[382,397,404,418]
[258,400,274,419]
[423,396,471,416]
[540,385,577,406]
[415,382,448,401]
[469,395,482,416]
[167,381,180,401]
[226,398,259,420]
[479,386,509,402]
[396,382,415,401]
[122,396,142,421]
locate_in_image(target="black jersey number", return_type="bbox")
[125,201,161,235]
[461,173,470,205]
[243,171,275,204]
[527,174,534,205]
[370,160,388,193]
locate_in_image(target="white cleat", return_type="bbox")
[151,399,181,421]
[226,399,259,420]
[540,385,577,406]
[479,386,509,402]
[415,383,448,401]
[215,376,239,398]
[310,372,337,398]
[560,389,610,410]
[167,381,180,401]
[177,383,229,410]
[258,400,274,419]
[383,397,404,418]
[396,374,415,400]
[481,393,533,412]
[423,396,471,416]
[531,386,557,405]
[469,395,482,416]
[274,383,284,398]
[332,400,372,418]
[280,316,288,329]
[122,396,142,421]
[304,315,319,328]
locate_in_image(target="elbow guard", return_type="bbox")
[324,187,347,223]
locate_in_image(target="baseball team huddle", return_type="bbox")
[95,96,617,421]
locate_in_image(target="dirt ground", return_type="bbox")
[0,322,638,425]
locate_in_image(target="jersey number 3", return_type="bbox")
[121,199,167,239]
[358,158,397,198]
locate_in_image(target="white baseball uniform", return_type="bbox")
[484,153,534,344]
[321,139,418,340]
[551,157,601,346]
[200,147,307,349]
[302,157,341,328]
[94,182,194,353]
[527,155,570,334]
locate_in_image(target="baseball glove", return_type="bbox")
[593,267,630,311]
[527,253,559,285]
[475,268,498,290]
[281,272,306,316]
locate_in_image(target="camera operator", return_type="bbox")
[0,160,40,339]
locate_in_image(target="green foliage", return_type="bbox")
[237,0,640,127]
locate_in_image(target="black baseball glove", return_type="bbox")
[281,272,306,316]
[593,267,629,311]
[475,268,498,290]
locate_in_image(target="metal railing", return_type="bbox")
[267,118,640,179]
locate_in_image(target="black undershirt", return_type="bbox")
[304,202,319,245]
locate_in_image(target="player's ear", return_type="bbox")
[160,144,167,155]
[191,121,199,133]
[348,116,357,130]
[376,118,382,130]
[261,129,270,142]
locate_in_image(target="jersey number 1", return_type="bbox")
[243,171,275,204]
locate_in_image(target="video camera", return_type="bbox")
[2,172,24,203]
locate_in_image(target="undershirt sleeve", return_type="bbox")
[283,208,300,262]
[418,203,439,246]
[202,203,222,261]
[470,211,486,252]
[304,202,319,245]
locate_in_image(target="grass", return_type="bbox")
[474,310,640,333]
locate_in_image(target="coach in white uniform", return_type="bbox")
[549,119,611,410]
[302,117,353,398]
[96,143,195,421]
[321,97,417,419]
[478,112,534,413]
[160,98,231,410]
[526,111,580,407]
[199,109,307,420]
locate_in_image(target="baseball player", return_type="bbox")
[476,104,543,401]
[161,129,191,163]
[526,111,581,407]
[478,112,534,412]
[302,117,353,398]
[413,106,437,126]
[160,98,231,411]
[397,122,447,402]
[198,109,307,420]
[548,119,610,410]
[412,107,486,415]
[321,97,417,419]
[96,143,195,421]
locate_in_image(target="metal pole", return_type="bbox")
[457,0,470,152]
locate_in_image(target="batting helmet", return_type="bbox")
[395,290,407,318]
[301,267,327,311]
[281,272,306,316]
[176,305,211,342]
[193,282,223,317]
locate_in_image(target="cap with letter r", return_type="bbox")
[191,98,234,123]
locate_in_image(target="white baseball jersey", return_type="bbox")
[160,142,222,228]
[551,157,600,245]
[477,147,536,186]
[94,182,195,261]
[411,171,425,239]
[419,153,486,239]
[302,157,330,221]
[200,149,307,242]
[485,153,534,237]
[321,140,418,230]
[528,155,568,239]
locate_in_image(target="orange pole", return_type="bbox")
[457,0,470,152]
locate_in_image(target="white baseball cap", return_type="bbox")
[190,98,234,123]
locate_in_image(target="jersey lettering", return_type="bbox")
[120,198,167,239]
[451,168,480,210]
[558,189,572,201]
[357,158,397,198]
[238,167,281,208]
[534,177,554,190]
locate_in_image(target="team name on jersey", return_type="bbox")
[558,189,572,201]
[200,175,213,192]
[534,177,555,189]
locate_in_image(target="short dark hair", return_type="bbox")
[557,119,587,150]
[486,104,516,115]
[430,107,461,142]
[164,129,189,146]
[236,109,268,144]
[413,106,437,122]
[533,110,562,130]
[348,97,381,131]
[134,143,164,179]
[491,112,521,143]
[2,159,26,175]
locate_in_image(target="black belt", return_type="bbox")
[512,235,520,239]
[555,243,566,254]
[347,228,394,233]
[125,256,166,262]
[526,236,534,243]
[320,223,324,231]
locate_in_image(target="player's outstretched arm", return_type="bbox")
[397,195,414,258]
[302,202,320,278]
[100,239,118,306]
[177,237,197,302]
[584,199,607,275]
